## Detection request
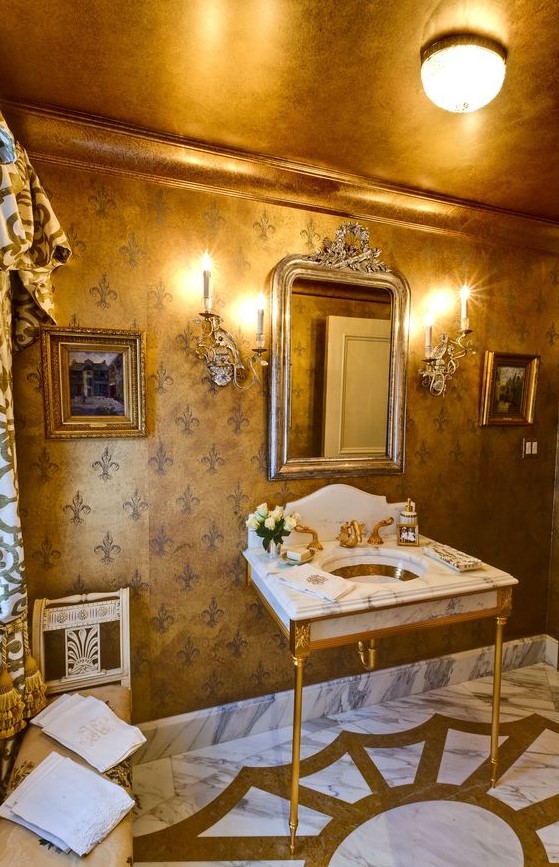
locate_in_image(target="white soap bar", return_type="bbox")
[285,550,304,561]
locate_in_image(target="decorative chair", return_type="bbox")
[0,588,134,866]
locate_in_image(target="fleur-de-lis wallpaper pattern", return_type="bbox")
[11,160,559,726]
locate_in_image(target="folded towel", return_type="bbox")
[0,751,134,855]
[273,563,355,602]
[33,692,145,772]
[32,692,81,728]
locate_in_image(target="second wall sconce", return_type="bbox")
[196,253,267,389]
[419,286,474,396]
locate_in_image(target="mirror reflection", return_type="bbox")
[268,223,410,480]
[290,278,392,459]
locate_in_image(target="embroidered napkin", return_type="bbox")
[32,692,81,728]
[33,692,145,772]
[274,563,355,601]
[0,751,134,855]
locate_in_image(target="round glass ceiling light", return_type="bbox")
[421,34,507,113]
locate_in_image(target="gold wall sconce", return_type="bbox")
[419,286,474,396]
[195,253,267,389]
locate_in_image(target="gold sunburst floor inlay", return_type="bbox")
[134,710,559,865]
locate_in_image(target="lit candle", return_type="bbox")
[202,252,212,312]
[424,312,433,358]
[256,292,265,336]
[459,285,470,331]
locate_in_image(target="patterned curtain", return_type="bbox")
[0,111,70,785]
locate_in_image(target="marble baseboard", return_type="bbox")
[134,633,557,765]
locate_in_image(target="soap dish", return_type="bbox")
[280,549,314,566]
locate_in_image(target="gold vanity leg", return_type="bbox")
[490,614,507,787]
[289,654,307,853]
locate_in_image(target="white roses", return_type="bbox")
[246,503,301,551]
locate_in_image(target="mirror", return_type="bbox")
[268,223,410,480]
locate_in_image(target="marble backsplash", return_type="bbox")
[134,634,557,765]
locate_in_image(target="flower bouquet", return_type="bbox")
[246,503,301,554]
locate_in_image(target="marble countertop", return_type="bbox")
[244,535,518,624]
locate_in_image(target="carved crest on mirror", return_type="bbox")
[268,222,410,480]
[307,222,390,273]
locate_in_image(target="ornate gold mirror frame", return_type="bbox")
[268,223,410,480]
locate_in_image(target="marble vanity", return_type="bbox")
[244,484,518,852]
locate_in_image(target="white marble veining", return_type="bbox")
[538,823,559,862]
[299,754,373,803]
[133,719,344,837]
[246,535,516,626]
[169,863,306,867]
[328,801,524,867]
[364,742,424,787]
[246,483,516,628]
[283,485,406,548]
[199,787,331,838]
[134,663,559,867]
[491,727,559,810]
[134,635,552,765]
[437,730,495,784]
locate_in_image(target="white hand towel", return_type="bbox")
[0,752,134,855]
[0,753,71,851]
[274,563,355,602]
[41,693,145,772]
[32,692,82,728]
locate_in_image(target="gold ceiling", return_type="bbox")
[1,0,558,222]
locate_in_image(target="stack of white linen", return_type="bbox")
[0,752,134,855]
[32,692,146,772]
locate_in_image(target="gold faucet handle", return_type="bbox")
[337,519,364,547]
[367,516,395,545]
[293,524,323,551]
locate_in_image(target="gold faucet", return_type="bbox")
[293,524,323,551]
[337,520,365,547]
[367,516,394,545]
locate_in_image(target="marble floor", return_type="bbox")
[133,663,559,866]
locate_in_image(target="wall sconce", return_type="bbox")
[195,254,268,389]
[421,34,507,113]
[419,286,474,396]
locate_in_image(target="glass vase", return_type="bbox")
[264,540,281,559]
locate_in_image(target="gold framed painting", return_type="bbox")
[479,351,539,426]
[41,326,146,438]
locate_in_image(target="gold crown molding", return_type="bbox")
[3,99,559,255]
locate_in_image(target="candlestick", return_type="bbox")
[202,252,212,312]
[256,293,265,336]
[424,313,433,358]
[459,285,470,331]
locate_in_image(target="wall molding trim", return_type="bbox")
[135,633,556,765]
[4,99,559,255]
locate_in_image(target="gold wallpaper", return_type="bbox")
[11,162,559,725]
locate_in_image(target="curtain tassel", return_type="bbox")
[0,666,26,739]
[22,653,47,718]
[22,629,47,718]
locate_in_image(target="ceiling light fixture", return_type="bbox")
[421,34,507,113]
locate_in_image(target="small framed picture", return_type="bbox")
[397,524,419,546]
[479,351,539,426]
[40,326,146,438]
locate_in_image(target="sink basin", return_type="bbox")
[319,550,426,584]
[331,562,420,582]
